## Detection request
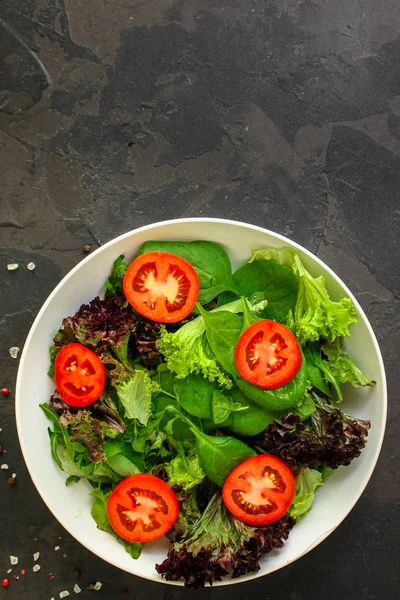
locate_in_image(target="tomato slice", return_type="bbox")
[123,252,200,324]
[222,454,295,526]
[55,343,106,407]
[235,320,302,389]
[107,474,179,543]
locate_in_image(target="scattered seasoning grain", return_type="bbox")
[7,263,19,271]
[27,262,36,271]
[54,546,60,551]
[9,347,20,359]
[14,575,19,580]
[33,552,40,561]
[93,582,102,591]
[62,554,68,559]
[0,446,2,453]
[33,537,38,541]
[83,245,91,253]
[72,569,81,578]
[73,584,81,594]
[8,477,16,485]
[33,564,41,573]
[57,536,62,540]
[7,569,12,574]
[1,464,9,470]
[2,578,9,587]
[10,556,18,565]
[87,584,95,590]
[49,575,55,580]
[59,592,70,599]
[2,388,10,396]
[21,570,25,575]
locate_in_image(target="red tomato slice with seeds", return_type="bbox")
[55,343,105,407]
[107,474,179,543]
[222,454,295,526]
[123,252,200,323]
[235,320,302,389]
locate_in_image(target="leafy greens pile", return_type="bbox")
[42,240,374,587]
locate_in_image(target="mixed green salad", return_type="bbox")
[41,240,374,587]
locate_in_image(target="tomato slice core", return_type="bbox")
[235,320,302,389]
[222,454,295,526]
[54,343,105,407]
[107,474,179,542]
[123,252,199,323]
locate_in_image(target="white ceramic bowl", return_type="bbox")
[16,218,387,586]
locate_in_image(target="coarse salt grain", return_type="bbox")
[10,556,18,565]
[7,263,19,271]
[27,262,36,271]
[59,592,70,599]
[33,564,41,572]
[1,464,9,470]
[54,545,60,551]
[9,347,20,359]
[12,473,16,479]
[73,584,81,594]
[33,552,40,561]
[93,582,102,591]
[7,569,12,574]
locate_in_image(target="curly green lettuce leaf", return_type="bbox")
[251,247,357,344]
[158,329,233,388]
[166,453,205,490]
[116,370,160,425]
[288,467,323,519]
[156,297,267,388]
[321,338,376,388]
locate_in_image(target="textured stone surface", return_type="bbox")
[0,0,399,598]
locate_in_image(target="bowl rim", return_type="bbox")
[15,217,387,586]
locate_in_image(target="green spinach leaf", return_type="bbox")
[221,386,278,436]
[138,240,238,304]
[211,390,248,425]
[233,259,298,321]
[197,304,243,376]
[106,454,141,477]
[175,374,220,420]
[190,427,256,487]
[236,356,308,411]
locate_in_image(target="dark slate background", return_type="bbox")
[0,1,399,598]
